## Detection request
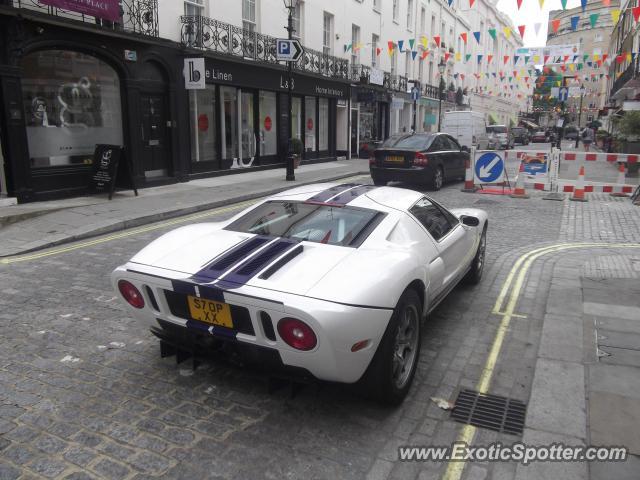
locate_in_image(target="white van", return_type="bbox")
[441,111,490,150]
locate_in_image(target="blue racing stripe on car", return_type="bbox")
[185,320,238,340]
[328,184,378,205]
[193,235,272,282]
[222,238,299,286]
[307,183,360,203]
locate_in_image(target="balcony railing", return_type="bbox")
[610,54,639,98]
[6,0,159,37]
[350,64,371,83]
[424,84,440,99]
[180,15,349,81]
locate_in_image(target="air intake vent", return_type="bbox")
[206,237,271,275]
[450,389,526,435]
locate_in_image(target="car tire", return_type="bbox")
[465,224,487,285]
[428,166,444,191]
[359,289,422,405]
[372,176,387,186]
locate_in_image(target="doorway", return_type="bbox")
[140,93,171,178]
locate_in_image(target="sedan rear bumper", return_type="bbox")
[370,165,433,183]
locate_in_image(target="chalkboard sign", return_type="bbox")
[89,145,138,200]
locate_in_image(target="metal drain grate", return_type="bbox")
[450,389,526,435]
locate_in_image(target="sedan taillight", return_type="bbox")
[277,318,317,351]
[118,280,145,309]
[413,152,429,167]
[369,154,376,166]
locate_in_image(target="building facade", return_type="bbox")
[546,1,617,128]
[606,0,640,126]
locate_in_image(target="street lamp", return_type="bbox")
[437,60,446,131]
[283,0,299,181]
[575,84,586,148]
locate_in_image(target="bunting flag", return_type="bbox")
[514,55,519,64]
[524,56,530,64]
[611,10,620,24]
[570,16,579,31]
[473,31,481,44]
[602,0,611,5]
[444,52,451,62]
[488,28,497,40]
[460,32,468,44]
[421,50,429,59]
[344,44,351,52]
[487,54,493,63]
[633,7,640,23]
[551,19,561,33]
[503,27,511,39]
[504,55,509,64]
[470,0,475,6]
[421,36,428,49]
[518,25,526,38]
[534,23,542,36]
[376,47,382,56]
[477,54,483,64]
[433,35,441,47]
[538,0,544,7]
[455,52,461,61]
[465,53,472,62]
[409,39,415,50]
[561,0,567,9]
[412,51,418,60]
[580,0,587,12]
[398,40,405,52]
[448,0,453,6]
[387,41,395,56]
[589,13,600,28]
[517,0,523,9]
[533,54,540,63]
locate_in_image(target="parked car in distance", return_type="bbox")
[486,125,514,150]
[369,133,469,190]
[564,126,579,140]
[531,131,549,143]
[511,127,530,145]
[441,111,491,150]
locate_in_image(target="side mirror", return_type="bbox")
[460,215,480,227]
[461,146,470,153]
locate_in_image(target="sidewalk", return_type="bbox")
[516,250,640,480]
[0,159,369,257]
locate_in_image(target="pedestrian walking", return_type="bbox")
[582,126,595,152]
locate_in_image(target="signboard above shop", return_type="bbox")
[40,0,121,22]
[369,68,384,86]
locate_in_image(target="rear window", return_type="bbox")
[487,126,508,134]
[225,201,383,247]
[391,135,435,150]
[380,135,407,147]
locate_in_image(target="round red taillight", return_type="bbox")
[118,280,145,309]
[277,318,317,351]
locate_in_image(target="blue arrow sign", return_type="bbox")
[558,87,569,102]
[474,152,505,184]
[411,87,420,101]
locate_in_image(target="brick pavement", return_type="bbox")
[0,174,639,480]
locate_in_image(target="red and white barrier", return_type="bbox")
[570,166,588,202]
[462,157,476,193]
[560,152,639,164]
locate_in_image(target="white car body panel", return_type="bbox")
[111,183,487,384]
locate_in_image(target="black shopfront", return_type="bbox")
[0,2,188,202]
[350,85,390,157]
[186,56,349,175]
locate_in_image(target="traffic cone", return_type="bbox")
[461,157,476,193]
[570,166,588,202]
[510,162,529,199]
[610,163,629,197]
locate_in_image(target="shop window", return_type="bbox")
[21,50,123,168]
[291,97,302,142]
[318,98,329,151]
[259,91,277,156]
[305,96,317,152]
[189,86,217,163]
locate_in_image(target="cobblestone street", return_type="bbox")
[1,171,639,480]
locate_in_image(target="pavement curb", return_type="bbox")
[1,170,370,258]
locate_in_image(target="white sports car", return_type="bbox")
[112,183,488,404]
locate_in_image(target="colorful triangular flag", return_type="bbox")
[488,28,497,40]
[534,23,542,36]
[517,0,523,9]
[551,19,560,33]
[611,9,620,24]
[460,32,467,44]
[412,51,418,60]
[561,0,567,9]
[409,39,415,50]
[477,54,483,64]
[539,0,544,7]
[518,25,526,38]
[580,0,587,12]
[398,40,405,52]
[570,16,579,31]
[633,7,640,23]
[433,36,441,47]
[473,31,481,43]
[421,35,428,49]
[503,27,511,39]
[465,53,472,62]
[589,13,599,28]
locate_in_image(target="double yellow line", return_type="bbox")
[443,241,640,480]
[0,200,257,265]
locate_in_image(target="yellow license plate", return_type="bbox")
[187,296,234,328]
[386,155,404,163]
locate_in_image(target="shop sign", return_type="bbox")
[369,68,384,86]
[264,116,273,131]
[391,97,405,110]
[88,145,137,200]
[40,0,121,22]
[124,50,137,62]
[184,58,205,90]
